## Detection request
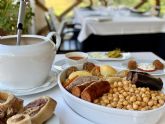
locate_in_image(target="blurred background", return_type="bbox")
[0,0,165,59]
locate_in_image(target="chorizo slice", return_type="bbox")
[81,81,110,102]
[71,81,95,97]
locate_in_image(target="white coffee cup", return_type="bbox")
[0,32,61,89]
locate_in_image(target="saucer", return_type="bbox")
[0,71,58,96]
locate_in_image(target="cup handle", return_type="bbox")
[46,32,61,50]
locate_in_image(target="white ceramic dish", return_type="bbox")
[88,52,131,61]
[58,64,165,124]
[0,71,58,96]
[121,59,165,76]
[53,59,100,72]
[65,52,88,66]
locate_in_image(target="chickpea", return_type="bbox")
[113,94,119,98]
[119,90,125,94]
[135,101,141,106]
[141,102,146,107]
[119,98,125,103]
[108,93,113,97]
[102,95,108,100]
[159,99,164,105]
[130,96,136,102]
[117,103,123,109]
[123,92,127,97]
[152,106,158,109]
[113,88,118,92]
[141,88,146,93]
[110,102,117,108]
[145,91,150,95]
[129,88,134,93]
[151,96,157,101]
[126,96,130,101]
[107,104,112,107]
[118,82,123,87]
[103,99,110,104]
[135,90,139,94]
[136,95,142,101]
[113,97,119,102]
[123,81,129,86]
[133,103,139,110]
[141,94,147,98]
[126,105,133,110]
[113,82,118,87]
[108,96,113,101]
[123,101,128,106]
[148,100,154,107]
[119,94,124,99]
[100,101,106,106]
[141,107,147,111]
[132,84,136,88]
[118,87,122,91]
[143,97,149,103]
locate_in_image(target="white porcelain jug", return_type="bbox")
[0,32,61,89]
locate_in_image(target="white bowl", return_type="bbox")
[58,65,165,124]
[65,52,88,66]
[0,32,61,89]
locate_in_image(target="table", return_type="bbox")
[74,7,165,42]
[20,52,165,124]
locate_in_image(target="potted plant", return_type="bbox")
[0,0,34,36]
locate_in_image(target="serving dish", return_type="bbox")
[88,52,131,61]
[121,59,165,76]
[58,64,165,124]
[53,59,100,72]
[0,32,61,89]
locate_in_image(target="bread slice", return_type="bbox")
[23,96,57,124]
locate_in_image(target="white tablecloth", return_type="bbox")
[20,52,165,124]
[74,8,165,42]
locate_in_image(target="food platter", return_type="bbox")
[58,62,165,124]
[88,52,131,61]
[0,71,58,96]
[121,59,165,76]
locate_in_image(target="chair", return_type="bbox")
[45,8,81,52]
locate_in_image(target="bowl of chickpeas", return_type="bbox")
[58,63,165,124]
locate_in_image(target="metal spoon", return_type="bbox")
[16,0,26,45]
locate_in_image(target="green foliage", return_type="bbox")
[0,0,34,35]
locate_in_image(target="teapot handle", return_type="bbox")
[46,32,61,50]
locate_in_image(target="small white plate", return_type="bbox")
[121,59,165,76]
[0,71,58,96]
[88,52,131,61]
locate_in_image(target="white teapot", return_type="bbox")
[0,32,61,89]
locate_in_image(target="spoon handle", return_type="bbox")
[16,0,26,45]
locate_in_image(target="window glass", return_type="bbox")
[45,0,165,17]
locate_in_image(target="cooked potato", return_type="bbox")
[100,65,117,77]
